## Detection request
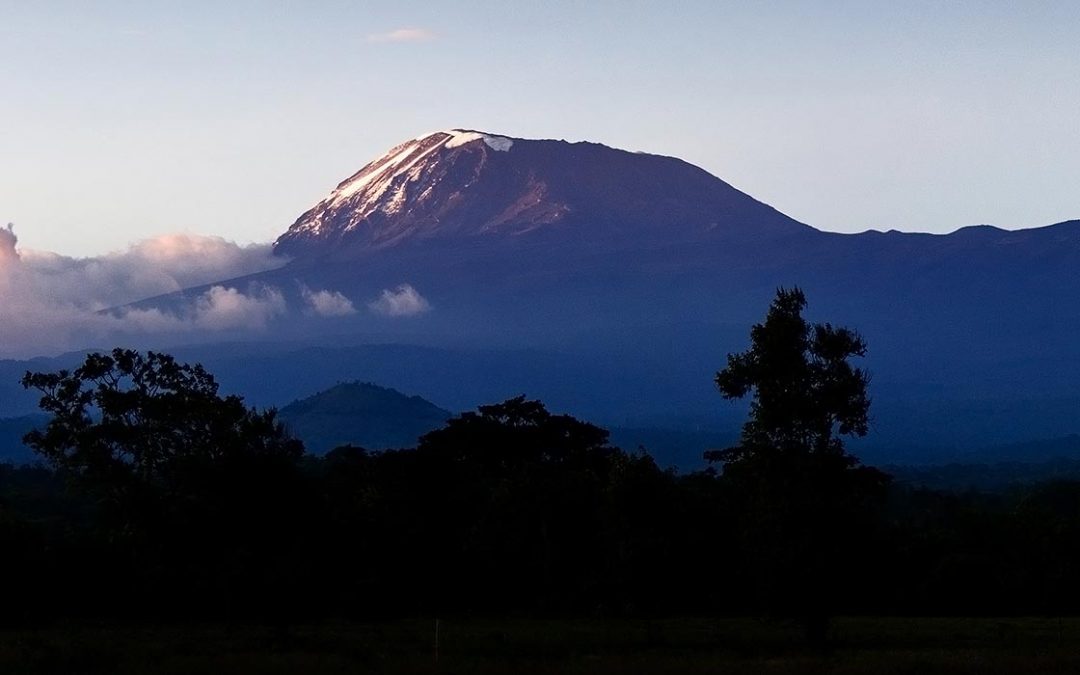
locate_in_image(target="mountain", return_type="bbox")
[278,381,452,454]
[112,130,1080,462]
[274,129,808,258]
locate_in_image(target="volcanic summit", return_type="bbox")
[273,129,809,259]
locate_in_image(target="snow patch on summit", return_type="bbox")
[444,130,514,152]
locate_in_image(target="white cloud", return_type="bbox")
[368,284,431,317]
[191,285,287,330]
[301,285,356,317]
[110,284,286,332]
[12,231,285,310]
[367,27,436,43]
[0,225,291,357]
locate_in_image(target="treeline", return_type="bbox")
[5,437,1080,624]
[3,289,1080,631]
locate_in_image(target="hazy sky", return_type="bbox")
[3,1,1079,256]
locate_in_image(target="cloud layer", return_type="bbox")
[0,226,290,357]
[1,226,434,358]
[369,284,431,317]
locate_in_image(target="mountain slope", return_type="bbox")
[278,382,452,454]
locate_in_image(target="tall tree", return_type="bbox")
[710,287,889,642]
[713,286,870,461]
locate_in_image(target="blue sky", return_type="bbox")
[3,1,1079,255]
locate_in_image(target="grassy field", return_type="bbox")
[3,617,1080,674]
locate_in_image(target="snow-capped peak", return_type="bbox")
[274,127,812,258]
[287,129,517,241]
[412,129,514,151]
[332,130,512,204]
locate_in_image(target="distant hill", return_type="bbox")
[0,414,47,464]
[278,381,452,454]
[887,458,1080,493]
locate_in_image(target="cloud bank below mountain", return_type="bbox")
[0,226,292,357]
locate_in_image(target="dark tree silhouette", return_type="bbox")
[710,287,889,642]
[712,286,870,462]
[311,397,705,616]
[405,396,620,611]
[21,349,302,500]
[7,344,1080,627]
[20,349,310,618]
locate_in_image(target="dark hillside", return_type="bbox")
[279,381,451,453]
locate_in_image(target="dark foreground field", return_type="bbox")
[4,618,1080,675]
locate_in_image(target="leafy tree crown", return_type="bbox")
[21,348,302,497]
[713,287,870,462]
